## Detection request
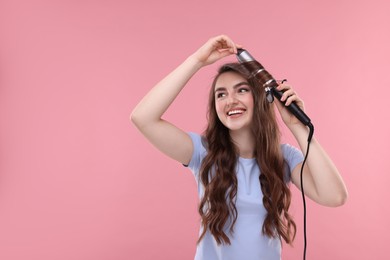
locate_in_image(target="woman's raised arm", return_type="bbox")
[131,35,240,165]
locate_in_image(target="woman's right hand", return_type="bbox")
[191,35,241,66]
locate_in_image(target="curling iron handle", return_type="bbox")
[271,88,311,126]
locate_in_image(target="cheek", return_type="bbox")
[249,93,255,106]
[242,94,254,108]
[245,96,255,118]
[215,101,225,119]
[249,97,254,110]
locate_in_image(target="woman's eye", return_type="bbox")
[239,88,249,93]
[216,93,226,98]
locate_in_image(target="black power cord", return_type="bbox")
[300,123,314,260]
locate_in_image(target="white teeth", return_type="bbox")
[228,110,244,116]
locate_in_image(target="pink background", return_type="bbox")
[1,0,389,259]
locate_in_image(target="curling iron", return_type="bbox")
[236,49,313,130]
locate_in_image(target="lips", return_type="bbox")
[227,108,246,116]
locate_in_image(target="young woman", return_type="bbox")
[131,35,348,260]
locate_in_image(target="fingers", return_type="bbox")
[212,35,241,54]
[276,81,303,107]
[194,35,242,66]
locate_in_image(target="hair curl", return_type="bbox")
[198,63,296,245]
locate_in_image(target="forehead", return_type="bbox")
[214,71,248,90]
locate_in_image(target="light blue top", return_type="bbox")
[186,132,304,260]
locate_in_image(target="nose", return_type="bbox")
[226,93,238,106]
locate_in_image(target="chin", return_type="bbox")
[226,123,252,132]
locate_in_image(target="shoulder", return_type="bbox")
[281,143,302,157]
[188,132,207,150]
[185,132,207,172]
[281,143,304,171]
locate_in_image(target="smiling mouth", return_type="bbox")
[227,109,246,116]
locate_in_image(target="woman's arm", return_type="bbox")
[131,35,239,165]
[274,83,348,207]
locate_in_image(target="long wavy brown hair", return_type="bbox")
[198,63,296,245]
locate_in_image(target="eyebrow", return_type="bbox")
[214,82,250,93]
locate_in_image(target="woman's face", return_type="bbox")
[214,71,254,132]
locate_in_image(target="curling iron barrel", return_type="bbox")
[236,49,312,127]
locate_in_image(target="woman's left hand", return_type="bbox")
[273,81,306,128]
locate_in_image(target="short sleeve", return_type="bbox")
[184,132,207,178]
[282,143,304,182]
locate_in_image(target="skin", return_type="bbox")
[214,71,255,158]
[131,35,348,207]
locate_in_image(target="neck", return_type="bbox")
[229,128,255,159]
